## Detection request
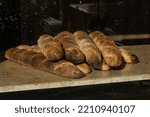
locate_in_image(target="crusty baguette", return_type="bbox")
[38,34,64,61]
[73,30,102,70]
[5,48,85,78]
[89,31,123,67]
[76,63,92,74]
[119,47,139,63]
[17,45,42,53]
[55,31,85,64]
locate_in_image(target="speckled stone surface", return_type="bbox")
[0,45,150,93]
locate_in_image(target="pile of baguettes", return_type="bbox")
[5,30,139,78]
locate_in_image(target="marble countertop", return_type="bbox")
[0,45,150,93]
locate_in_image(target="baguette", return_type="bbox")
[55,31,85,64]
[76,63,92,74]
[119,47,139,63]
[17,45,42,53]
[73,30,102,70]
[89,31,123,67]
[5,48,85,78]
[38,34,64,61]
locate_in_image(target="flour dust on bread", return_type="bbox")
[38,34,64,61]
[73,30,102,70]
[89,31,123,67]
[55,31,85,64]
[5,48,85,78]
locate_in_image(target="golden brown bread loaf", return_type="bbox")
[76,63,92,74]
[119,47,139,63]
[55,31,85,64]
[17,45,42,53]
[38,34,64,61]
[89,31,123,67]
[5,48,85,78]
[73,30,102,70]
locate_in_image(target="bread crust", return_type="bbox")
[17,45,42,53]
[73,30,102,70]
[5,48,85,78]
[76,63,92,74]
[119,47,139,63]
[55,31,85,64]
[90,31,123,67]
[38,34,64,61]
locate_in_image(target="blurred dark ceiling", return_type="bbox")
[0,0,150,50]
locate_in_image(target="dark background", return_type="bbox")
[0,0,150,51]
[0,0,150,99]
